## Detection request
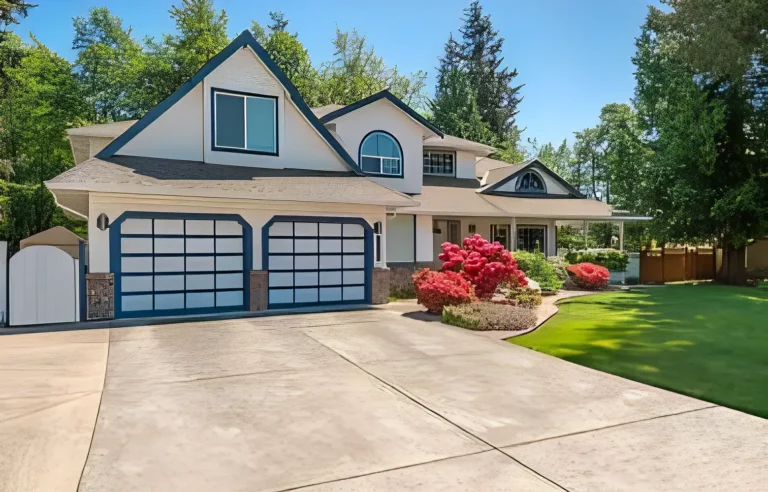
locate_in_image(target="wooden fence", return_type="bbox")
[640,247,717,284]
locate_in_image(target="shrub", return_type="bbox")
[567,262,610,290]
[512,251,564,292]
[547,256,570,281]
[412,269,473,314]
[564,250,629,272]
[438,235,527,298]
[506,287,543,309]
[442,302,538,331]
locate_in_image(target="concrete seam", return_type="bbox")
[305,334,570,492]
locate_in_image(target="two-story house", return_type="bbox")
[47,30,627,320]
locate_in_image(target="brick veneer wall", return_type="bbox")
[86,273,114,320]
[372,268,390,304]
[250,271,268,311]
[388,262,441,297]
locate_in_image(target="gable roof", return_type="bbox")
[424,134,495,156]
[475,157,524,183]
[318,90,444,138]
[312,104,345,118]
[479,158,585,198]
[95,30,363,175]
[68,120,137,138]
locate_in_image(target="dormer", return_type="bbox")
[479,158,584,198]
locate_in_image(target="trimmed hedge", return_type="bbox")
[443,302,538,331]
[564,250,629,272]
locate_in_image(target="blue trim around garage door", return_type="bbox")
[262,216,373,308]
[110,211,253,319]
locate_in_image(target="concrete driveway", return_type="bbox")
[1,308,766,492]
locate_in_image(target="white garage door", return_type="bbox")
[116,215,248,318]
[266,219,371,308]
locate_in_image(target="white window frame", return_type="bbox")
[423,150,456,176]
[360,132,402,176]
[212,89,278,155]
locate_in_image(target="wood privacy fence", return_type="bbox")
[640,247,717,284]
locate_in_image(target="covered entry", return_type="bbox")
[263,216,373,308]
[110,212,252,318]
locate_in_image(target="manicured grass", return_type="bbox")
[511,283,768,418]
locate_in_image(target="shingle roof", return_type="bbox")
[407,185,508,217]
[311,104,345,118]
[46,156,417,208]
[423,134,496,156]
[67,120,137,138]
[475,157,526,183]
[480,194,613,218]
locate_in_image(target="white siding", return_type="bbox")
[415,215,433,262]
[386,214,415,263]
[455,151,478,180]
[119,84,204,161]
[331,99,426,194]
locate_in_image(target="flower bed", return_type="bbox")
[442,302,538,331]
[412,269,473,314]
[567,262,610,290]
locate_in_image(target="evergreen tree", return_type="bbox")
[167,0,229,81]
[267,11,288,33]
[428,68,494,144]
[0,0,35,37]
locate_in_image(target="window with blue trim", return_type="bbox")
[516,171,546,193]
[213,89,277,154]
[360,132,402,176]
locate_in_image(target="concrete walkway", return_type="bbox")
[1,309,766,491]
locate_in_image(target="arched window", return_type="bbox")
[360,131,402,176]
[516,171,546,193]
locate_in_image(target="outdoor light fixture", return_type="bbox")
[96,213,109,231]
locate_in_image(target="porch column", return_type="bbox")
[510,217,517,252]
[584,220,589,249]
[619,221,625,252]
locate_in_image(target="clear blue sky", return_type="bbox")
[12,0,659,148]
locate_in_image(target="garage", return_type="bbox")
[264,216,373,308]
[111,212,252,318]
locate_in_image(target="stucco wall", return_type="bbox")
[386,214,415,263]
[747,239,768,274]
[494,171,572,195]
[87,192,386,273]
[455,151,478,180]
[330,99,426,194]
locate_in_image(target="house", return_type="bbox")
[47,30,633,321]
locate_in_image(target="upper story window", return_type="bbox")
[213,89,277,155]
[423,150,455,176]
[360,131,402,176]
[516,171,546,193]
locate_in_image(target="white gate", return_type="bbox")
[9,245,80,326]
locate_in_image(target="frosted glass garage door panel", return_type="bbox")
[319,255,342,269]
[216,290,243,307]
[269,289,293,304]
[122,257,153,273]
[155,293,184,310]
[122,295,153,312]
[121,219,152,234]
[320,271,341,286]
[215,220,242,235]
[216,238,242,253]
[343,286,365,301]
[269,273,293,287]
[268,256,292,271]
[319,287,342,302]
[186,256,215,271]
[269,222,293,236]
[186,238,214,254]
[269,239,293,252]
[186,220,214,235]
[155,275,184,291]
[343,239,364,253]
[216,273,243,289]
[343,255,365,269]
[186,274,214,291]
[154,238,184,254]
[122,238,152,254]
[319,223,341,236]
[155,256,184,272]
[343,224,365,237]
[294,222,318,237]
[122,276,152,293]
[217,255,243,271]
[295,288,318,303]
[295,272,318,287]
[186,292,214,309]
[343,271,364,285]
[319,240,341,253]
[154,219,184,234]
[295,239,318,254]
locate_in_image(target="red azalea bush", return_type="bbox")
[566,262,610,290]
[412,268,473,314]
[438,235,527,298]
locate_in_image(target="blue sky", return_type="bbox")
[13,0,658,148]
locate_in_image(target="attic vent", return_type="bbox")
[324,122,337,132]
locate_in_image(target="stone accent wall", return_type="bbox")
[389,262,441,298]
[86,273,114,320]
[372,268,390,304]
[250,271,268,311]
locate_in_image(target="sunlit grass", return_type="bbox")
[511,283,768,418]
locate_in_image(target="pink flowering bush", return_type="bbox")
[412,268,473,314]
[438,235,528,298]
[567,262,610,290]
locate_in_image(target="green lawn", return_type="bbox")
[511,283,768,418]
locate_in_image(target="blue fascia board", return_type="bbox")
[319,90,445,138]
[97,30,363,175]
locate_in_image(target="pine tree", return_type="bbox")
[168,0,229,81]
[268,11,288,33]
